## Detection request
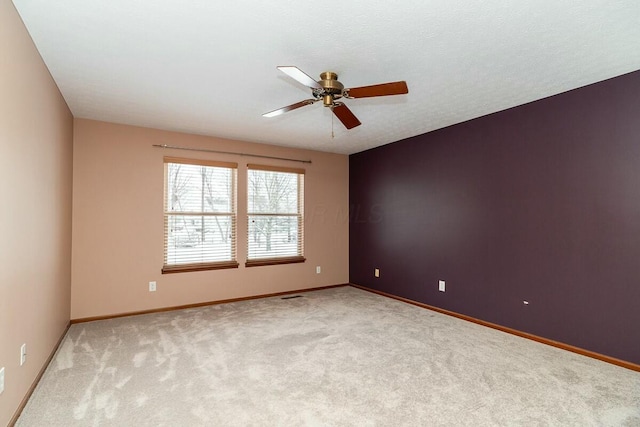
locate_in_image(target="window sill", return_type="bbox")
[245,256,306,268]
[162,261,239,274]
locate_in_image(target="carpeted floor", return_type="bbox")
[16,286,640,426]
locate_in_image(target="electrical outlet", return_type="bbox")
[20,343,27,366]
[438,280,446,292]
[0,367,5,394]
[149,281,157,292]
[316,266,321,274]
[374,268,380,278]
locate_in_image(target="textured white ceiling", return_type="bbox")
[12,0,640,155]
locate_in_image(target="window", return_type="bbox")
[163,157,238,273]
[246,164,305,266]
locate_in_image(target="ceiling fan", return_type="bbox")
[263,66,408,129]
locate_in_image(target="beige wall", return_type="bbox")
[1,4,347,420]
[71,119,349,319]
[0,1,73,424]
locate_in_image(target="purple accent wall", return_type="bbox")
[350,70,640,365]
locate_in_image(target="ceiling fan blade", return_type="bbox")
[346,81,408,98]
[277,66,322,89]
[263,99,317,117]
[332,103,361,129]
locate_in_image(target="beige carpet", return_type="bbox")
[16,286,640,426]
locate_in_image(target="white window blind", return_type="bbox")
[247,164,305,266]
[163,157,238,273]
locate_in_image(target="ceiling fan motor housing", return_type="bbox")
[317,71,344,106]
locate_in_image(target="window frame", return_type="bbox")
[162,156,239,274]
[245,164,305,267]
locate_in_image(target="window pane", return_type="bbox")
[248,170,298,214]
[164,159,236,269]
[167,163,232,213]
[165,215,234,265]
[248,215,299,259]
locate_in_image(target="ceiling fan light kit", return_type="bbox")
[263,66,408,130]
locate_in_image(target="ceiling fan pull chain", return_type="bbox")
[331,108,334,138]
